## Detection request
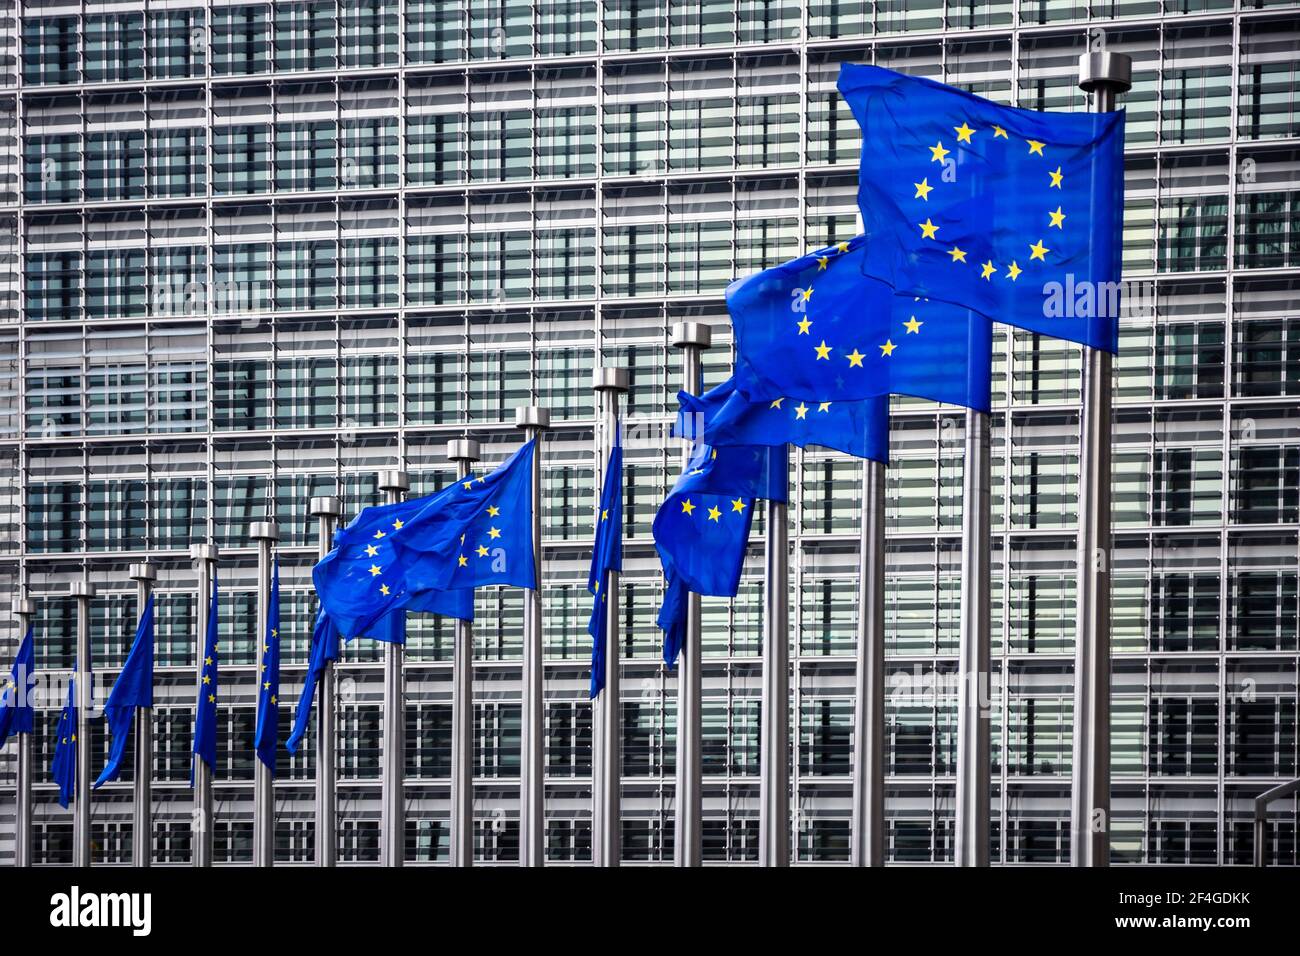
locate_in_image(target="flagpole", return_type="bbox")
[515,406,550,867]
[12,596,34,867]
[592,367,629,868]
[1072,50,1131,869]
[759,481,790,866]
[444,440,480,868]
[128,562,156,867]
[671,320,710,867]
[250,521,278,868]
[377,471,410,868]
[955,409,992,866]
[190,543,218,867]
[309,497,342,867]
[852,460,887,866]
[71,578,94,868]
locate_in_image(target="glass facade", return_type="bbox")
[0,1,1298,865]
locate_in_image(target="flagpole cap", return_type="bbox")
[250,521,280,542]
[309,495,342,518]
[1077,51,1132,94]
[671,321,712,350]
[514,406,550,431]
[189,543,219,565]
[128,563,157,583]
[593,367,630,393]
[13,598,35,616]
[377,470,410,493]
[70,580,96,599]
[446,439,481,464]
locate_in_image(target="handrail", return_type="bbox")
[1253,778,1300,866]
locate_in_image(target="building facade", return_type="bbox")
[0,0,1297,865]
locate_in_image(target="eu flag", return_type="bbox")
[191,568,219,779]
[51,672,76,809]
[0,625,35,746]
[253,558,281,775]
[838,63,1126,353]
[728,235,992,411]
[587,430,622,699]
[286,607,339,755]
[94,594,154,788]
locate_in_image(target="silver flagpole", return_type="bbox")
[128,563,156,867]
[309,496,342,867]
[71,579,95,868]
[250,521,278,868]
[852,460,887,866]
[516,406,550,867]
[377,470,410,868]
[13,596,35,868]
[955,409,992,866]
[1072,50,1131,869]
[190,543,218,867]
[445,439,480,868]
[759,487,790,866]
[592,367,629,868]
[670,320,710,867]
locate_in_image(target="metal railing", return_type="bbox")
[1253,778,1300,867]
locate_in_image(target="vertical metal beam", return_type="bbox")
[250,522,279,868]
[852,460,887,866]
[671,320,711,867]
[128,562,156,868]
[444,440,481,868]
[71,579,95,868]
[760,495,790,867]
[592,367,629,868]
[12,597,35,868]
[309,497,342,868]
[190,543,218,868]
[1072,50,1131,869]
[377,470,410,868]
[956,409,992,867]
[515,406,550,866]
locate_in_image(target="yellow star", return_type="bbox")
[270,695,277,705]
[707,506,721,522]
[992,125,1008,138]
[463,481,473,490]
[204,656,213,666]
[487,505,500,517]
[477,545,489,557]
[846,349,865,368]
[914,178,933,201]
[263,681,270,691]
[1027,139,1045,156]
[817,256,829,270]
[392,519,403,530]
[817,402,831,412]
[477,476,485,483]
[801,287,813,301]
[731,498,746,513]
[203,674,211,685]
[796,317,812,335]
[954,122,975,143]
[380,584,390,595]
[373,529,385,539]
[794,403,809,420]
[880,340,896,357]
[929,141,950,163]
[1048,206,1066,229]
[948,245,967,263]
[488,526,501,539]
[904,316,923,334]
[918,218,939,240]
[601,508,609,521]
[1006,261,1022,281]
[681,498,696,515]
[458,555,468,567]
[208,693,215,704]
[814,340,832,360]
[365,544,378,557]
[1049,166,1063,188]
[1029,239,1049,261]
[836,241,849,252]
[369,564,381,576]
[769,397,784,409]
[980,260,996,280]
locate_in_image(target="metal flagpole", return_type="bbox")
[13,596,35,867]
[309,496,342,867]
[190,543,218,867]
[516,406,550,867]
[955,409,992,866]
[250,521,278,868]
[445,439,480,868]
[1072,49,1131,869]
[592,367,629,868]
[760,482,790,866]
[71,579,95,868]
[670,320,710,867]
[852,460,887,866]
[377,470,410,868]
[128,562,156,867]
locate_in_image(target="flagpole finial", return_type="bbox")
[12,598,35,616]
[671,322,712,350]
[309,496,342,518]
[377,471,410,494]
[1077,51,1132,96]
[514,406,550,431]
[70,580,95,599]
[189,543,219,565]
[250,521,280,542]
[129,563,156,583]
[446,439,481,465]
[593,367,630,393]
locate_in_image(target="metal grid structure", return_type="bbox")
[0,0,1298,864]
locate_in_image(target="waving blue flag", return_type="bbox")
[314,440,535,639]
[286,607,339,755]
[254,558,281,775]
[51,673,76,808]
[838,63,1125,352]
[729,235,992,410]
[94,594,155,788]
[587,431,623,699]
[0,626,35,746]
[192,569,219,779]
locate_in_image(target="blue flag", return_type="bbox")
[0,626,35,746]
[51,672,76,809]
[587,431,623,699]
[254,558,281,775]
[94,595,155,788]
[314,440,535,639]
[192,568,219,779]
[838,63,1126,353]
[286,607,339,755]
[728,235,992,411]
